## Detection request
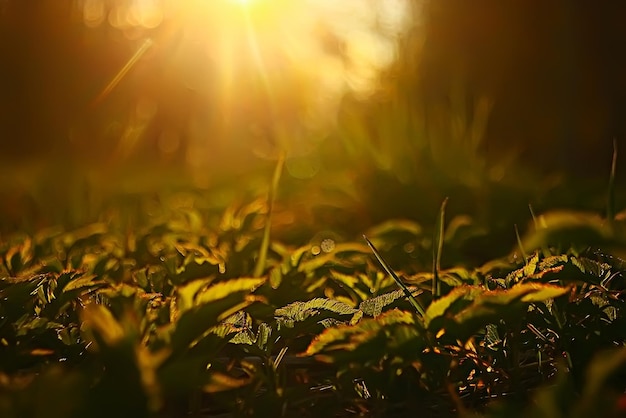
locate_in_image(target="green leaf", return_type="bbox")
[61,273,102,293]
[170,297,254,352]
[424,286,479,329]
[203,371,251,393]
[195,277,265,305]
[330,271,370,302]
[175,278,210,314]
[359,289,405,317]
[505,252,540,285]
[305,309,421,364]
[506,253,613,287]
[175,277,265,317]
[275,298,357,319]
[298,243,370,274]
[275,298,358,331]
[479,283,567,305]
[521,210,612,252]
[365,219,423,238]
[570,256,612,280]
[0,274,48,320]
[81,304,125,347]
[255,322,272,351]
[269,266,282,289]
[444,283,570,341]
[518,283,571,302]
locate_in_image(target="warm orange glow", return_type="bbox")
[75,0,417,163]
[230,0,257,6]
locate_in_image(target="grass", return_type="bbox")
[0,132,625,417]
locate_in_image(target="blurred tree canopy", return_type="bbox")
[0,0,625,178]
[411,0,626,176]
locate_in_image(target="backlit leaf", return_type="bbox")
[424,286,479,329]
[306,309,417,358]
[359,289,405,317]
[203,372,251,393]
[81,304,125,347]
[195,277,265,305]
[275,298,358,320]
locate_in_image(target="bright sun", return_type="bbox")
[76,0,415,162]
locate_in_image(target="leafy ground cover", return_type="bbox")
[1,157,626,418]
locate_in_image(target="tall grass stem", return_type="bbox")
[432,198,448,298]
[514,224,528,264]
[607,138,618,227]
[364,235,426,318]
[254,152,285,277]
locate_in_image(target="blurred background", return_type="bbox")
[1,0,626,261]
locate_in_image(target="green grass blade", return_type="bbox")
[273,346,288,369]
[528,203,539,230]
[253,152,285,278]
[607,138,618,227]
[363,235,426,317]
[432,198,448,298]
[514,224,528,265]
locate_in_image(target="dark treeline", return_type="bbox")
[412,0,626,176]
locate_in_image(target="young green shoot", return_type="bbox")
[363,235,426,317]
[607,138,618,228]
[254,152,285,278]
[432,198,448,298]
[514,224,528,265]
[528,203,539,230]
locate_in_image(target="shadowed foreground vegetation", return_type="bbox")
[1,153,626,417]
[2,1,626,416]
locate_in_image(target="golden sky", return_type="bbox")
[72,0,417,162]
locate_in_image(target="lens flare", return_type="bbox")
[75,0,418,162]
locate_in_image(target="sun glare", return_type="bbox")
[74,0,417,164]
[231,0,256,6]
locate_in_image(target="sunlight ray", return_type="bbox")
[240,5,283,152]
[91,37,154,106]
